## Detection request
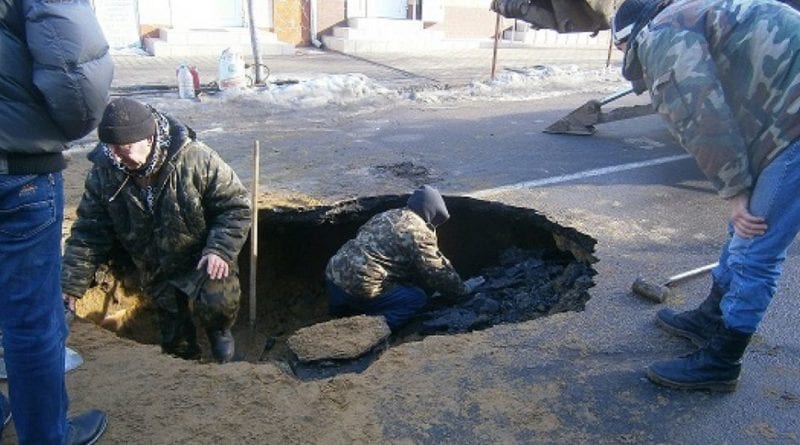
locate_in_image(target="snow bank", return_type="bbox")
[413,65,626,104]
[129,65,628,116]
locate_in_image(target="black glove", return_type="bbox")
[464,276,486,294]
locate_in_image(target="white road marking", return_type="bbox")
[468,154,692,198]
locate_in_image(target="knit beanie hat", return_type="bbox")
[407,185,450,227]
[98,98,156,144]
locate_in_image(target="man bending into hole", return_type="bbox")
[61,98,252,363]
[325,185,483,330]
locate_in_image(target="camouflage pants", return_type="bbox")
[154,272,241,331]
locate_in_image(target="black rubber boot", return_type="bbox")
[1,391,10,440]
[646,326,752,392]
[656,283,724,347]
[159,310,201,360]
[206,329,235,363]
[65,409,108,445]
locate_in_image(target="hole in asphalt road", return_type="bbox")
[76,195,597,380]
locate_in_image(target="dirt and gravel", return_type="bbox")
[1,95,590,444]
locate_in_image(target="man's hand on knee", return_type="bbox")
[197,253,230,280]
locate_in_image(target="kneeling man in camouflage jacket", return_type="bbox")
[325,185,480,330]
[62,98,252,363]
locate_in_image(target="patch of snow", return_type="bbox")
[258,74,400,109]
[411,65,626,104]
[134,65,628,116]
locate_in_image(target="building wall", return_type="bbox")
[93,0,141,48]
[317,0,347,37]
[138,0,172,27]
[425,5,514,39]
[135,1,279,40]
[315,0,513,40]
[275,0,310,45]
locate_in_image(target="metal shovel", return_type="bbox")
[632,262,719,303]
[544,87,655,135]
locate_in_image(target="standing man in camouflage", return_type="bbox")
[62,98,252,363]
[612,0,800,391]
[325,185,483,331]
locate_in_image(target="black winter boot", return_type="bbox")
[65,409,108,445]
[159,310,201,360]
[206,329,235,363]
[656,283,724,347]
[646,326,752,392]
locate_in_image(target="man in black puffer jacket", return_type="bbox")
[0,0,113,444]
[62,98,252,364]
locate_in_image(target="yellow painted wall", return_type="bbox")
[274,0,309,45]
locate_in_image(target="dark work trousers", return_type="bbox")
[326,280,428,330]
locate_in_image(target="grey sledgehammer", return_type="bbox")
[632,262,719,303]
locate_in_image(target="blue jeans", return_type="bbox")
[327,280,428,330]
[0,173,69,444]
[711,140,800,333]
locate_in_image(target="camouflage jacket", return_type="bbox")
[633,0,800,198]
[62,117,252,297]
[325,208,468,299]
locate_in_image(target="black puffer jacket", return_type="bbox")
[62,116,252,298]
[0,0,113,173]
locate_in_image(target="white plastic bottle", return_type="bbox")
[177,64,196,99]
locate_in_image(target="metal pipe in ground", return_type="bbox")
[247,0,264,84]
[249,141,259,329]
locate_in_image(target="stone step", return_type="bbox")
[158,27,279,45]
[142,27,294,57]
[144,38,295,57]
[323,16,468,54]
[322,35,486,54]
[501,29,612,47]
[333,26,445,41]
[347,17,424,33]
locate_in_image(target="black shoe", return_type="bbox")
[1,391,10,439]
[655,283,723,347]
[162,340,202,361]
[65,409,108,445]
[646,326,751,392]
[206,329,235,363]
[159,310,201,360]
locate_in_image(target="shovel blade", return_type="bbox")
[543,119,596,135]
[543,100,602,135]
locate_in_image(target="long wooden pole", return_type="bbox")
[607,1,618,68]
[491,12,501,81]
[249,141,259,329]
